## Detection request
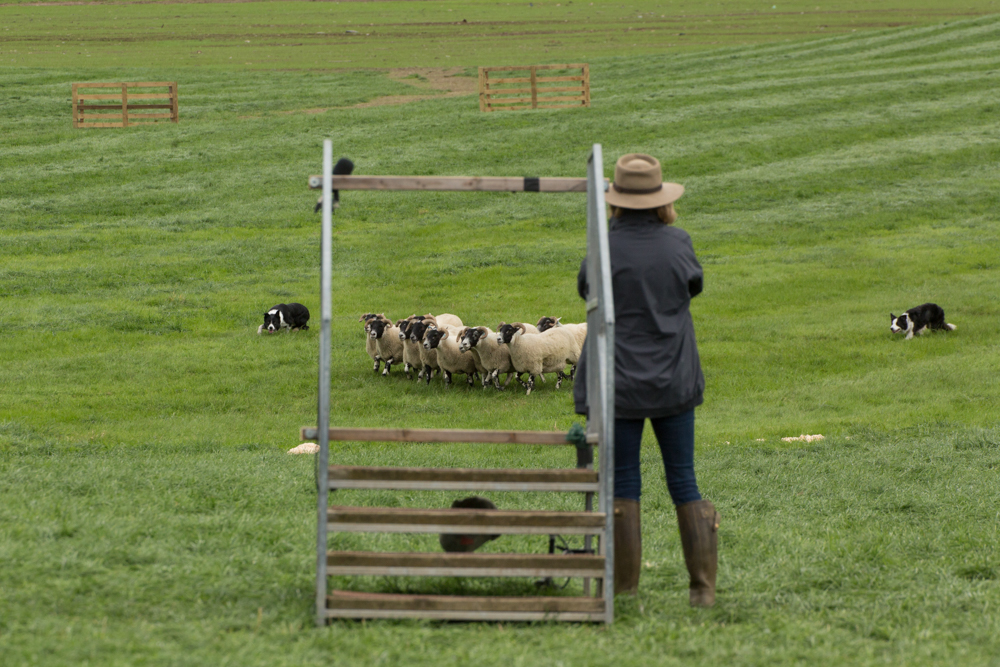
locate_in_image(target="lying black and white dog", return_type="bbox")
[258,303,310,334]
[890,303,956,340]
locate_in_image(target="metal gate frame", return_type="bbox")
[312,141,615,625]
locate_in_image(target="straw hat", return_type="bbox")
[605,153,684,209]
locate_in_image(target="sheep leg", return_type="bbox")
[444,370,453,386]
[382,359,393,376]
[525,375,535,396]
[373,357,381,373]
[467,372,476,386]
[404,362,412,380]
[569,365,576,380]
[502,372,515,389]
[492,370,504,391]
[556,371,568,389]
[424,365,433,385]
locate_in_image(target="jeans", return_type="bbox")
[613,409,701,506]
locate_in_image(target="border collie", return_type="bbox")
[258,303,310,334]
[890,303,956,340]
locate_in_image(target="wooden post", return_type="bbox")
[121,83,129,128]
[170,83,179,123]
[530,66,538,109]
[71,84,80,128]
[583,63,591,108]
[478,67,486,113]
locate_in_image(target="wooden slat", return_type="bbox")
[484,85,534,93]
[327,506,605,535]
[125,113,175,120]
[536,104,586,109]
[303,176,588,193]
[482,63,585,72]
[328,465,598,491]
[327,551,605,578]
[77,113,128,119]
[124,93,175,99]
[303,426,574,444]
[530,86,585,94]
[326,590,603,621]
[78,122,125,128]
[484,97,534,105]
[74,81,176,88]
[77,94,127,101]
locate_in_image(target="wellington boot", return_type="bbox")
[613,498,642,595]
[676,499,720,607]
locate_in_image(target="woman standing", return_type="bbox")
[575,154,719,606]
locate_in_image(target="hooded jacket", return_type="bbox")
[574,209,704,419]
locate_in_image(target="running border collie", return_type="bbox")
[890,303,956,340]
[258,303,310,334]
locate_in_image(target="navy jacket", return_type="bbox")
[574,210,705,419]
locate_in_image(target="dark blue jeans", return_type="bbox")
[614,409,701,506]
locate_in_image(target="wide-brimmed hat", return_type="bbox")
[605,153,684,209]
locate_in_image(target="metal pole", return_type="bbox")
[315,140,333,627]
[586,144,615,623]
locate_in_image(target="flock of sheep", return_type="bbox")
[360,313,587,395]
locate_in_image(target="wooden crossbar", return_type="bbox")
[479,64,590,112]
[326,591,604,621]
[326,551,605,578]
[328,506,606,535]
[72,82,178,128]
[327,465,598,492]
[302,426,577,444]
[305,175,588,192]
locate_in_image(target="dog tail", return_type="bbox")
[945,323,957,331]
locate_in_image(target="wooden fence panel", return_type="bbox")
[479,64,589,112]
[73,82,179,128]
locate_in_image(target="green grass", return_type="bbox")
[2,6,1000,666]
[3,0,1000,69]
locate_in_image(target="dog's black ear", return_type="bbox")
[890,314,895,319]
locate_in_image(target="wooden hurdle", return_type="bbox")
[478,64,590,112]
[72,82,179,128]
[306,143,615,624]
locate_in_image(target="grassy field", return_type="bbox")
[2,3,1000,665]
[2,0,1000,68]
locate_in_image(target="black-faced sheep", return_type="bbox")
[496,323,577,395]
[423,326,482,386]
[368,317,404,376]
[408,319,441,384]
[535,316,587,377]
[396,315,427,380]
[457,326,517,390]
[360,313,382,372]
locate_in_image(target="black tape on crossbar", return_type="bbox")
[524,177,540,192]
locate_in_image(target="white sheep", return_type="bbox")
[536,316,587,377]
[458,326,517,390]
[496,323,578,395]
[396,315,427,380]
[408,319,441,384]
[359,313,382,372]
[368,317,404,376]
[423,326,482,386]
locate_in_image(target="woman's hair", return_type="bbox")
[609,203,677,224]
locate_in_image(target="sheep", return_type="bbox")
[408,319,441,384]
[457,326,518,390]
[536,316,587,377]
[496,322,578,395]
[423,326,482,386]
[359,313,382,372]
[423,313,464,329]
[395,315,427,380]
[368,317,404,376]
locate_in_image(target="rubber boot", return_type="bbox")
[613,498,641,595]
[676,499,720,607]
